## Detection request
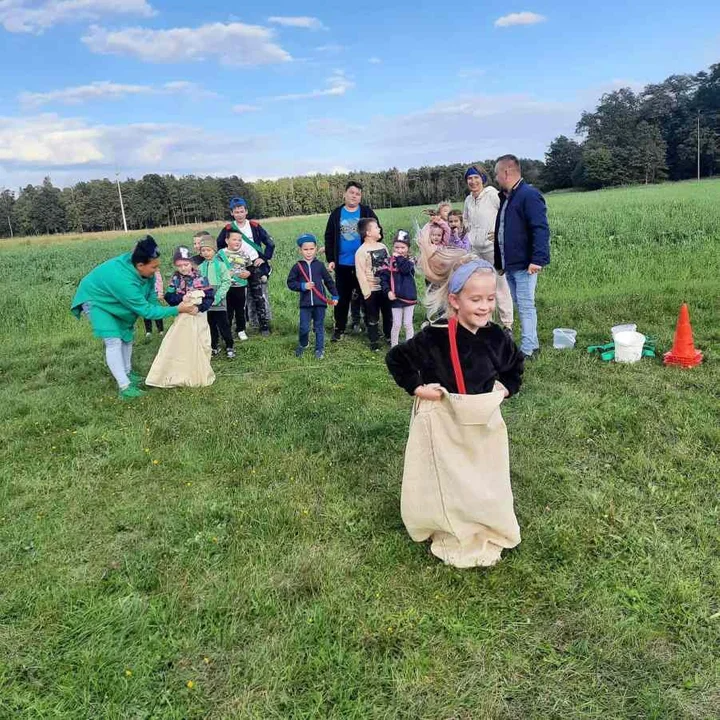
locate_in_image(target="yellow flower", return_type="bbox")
[211,536,218,543]
[203,657,210,664]
[186,680,195,689]
[144,448,150,453]
[124,669,132,677]
[152,459,160,465]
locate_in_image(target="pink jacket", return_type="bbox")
[153,270,163,297]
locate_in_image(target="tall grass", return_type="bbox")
[0,180,719,719]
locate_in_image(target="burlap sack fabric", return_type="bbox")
[145,313,215,388]
[401,389,520,568]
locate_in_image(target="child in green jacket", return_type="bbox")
[198,236,235,358]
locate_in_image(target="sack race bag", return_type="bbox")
[145,312,215,388]
[400,317,520,568]
[401,390,521,567]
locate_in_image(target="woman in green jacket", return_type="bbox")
[71,236,198,399]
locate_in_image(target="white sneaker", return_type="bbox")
[238,331,248,341]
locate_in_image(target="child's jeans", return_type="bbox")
[298,306,326,352]
[208,310,234,351]
[143,318,164,334]
[103,337,133,389]
[226,286,247,334]
[391,305,415,347]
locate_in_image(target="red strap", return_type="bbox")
[297,262,336,305]
[388,258,416,305]
[447,317,466,394]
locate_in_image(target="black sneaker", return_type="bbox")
[211,348,220,357]
[370,342,380,353]
[331,331,344,343]
[261,329,270,337]
[522,348,541,361]
[350,322,361,334]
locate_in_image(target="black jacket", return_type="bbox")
[386,321,524,396]
[324,204,380,265]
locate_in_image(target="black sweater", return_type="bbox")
[385,321,524,397]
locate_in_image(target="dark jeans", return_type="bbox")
[333,264,361,334]
[226,286,247,333]
[364,291,392,344]
[208,310,234,350]
[299,305,326,352]
[144,318,164,333]
[350,289,364,326]
[247,270,269,332]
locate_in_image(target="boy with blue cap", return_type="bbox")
[286,234,339,359]
[217,196,274,336]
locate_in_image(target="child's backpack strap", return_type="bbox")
[447,316,467,394]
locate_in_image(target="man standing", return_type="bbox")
[462,165,514,331]
[493,155,550,359]
[324,181,380,342]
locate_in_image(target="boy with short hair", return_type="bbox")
[192,231,210,266]
[216,197,274,336]
[197,236,235,359]
[287,234,338,359]
[355,218,391,352]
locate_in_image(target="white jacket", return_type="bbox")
[463,187,500,256]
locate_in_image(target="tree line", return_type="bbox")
[0,161,544,238]
[542,62,720,191]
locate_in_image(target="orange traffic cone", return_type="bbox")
[663,303,703,368]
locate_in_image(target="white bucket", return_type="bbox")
[612,323,637,337]
[614,331,645,363]
[553,328,577,349]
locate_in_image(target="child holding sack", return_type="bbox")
[385,254,524,568]
[378,230,417,347]
[197,236,235,359]
[145,246,216,388]
[286,234,338,359]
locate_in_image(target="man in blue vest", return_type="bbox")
[493,154,550,359]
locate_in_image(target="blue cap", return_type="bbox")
[296,233,317,247]
[464,166,481,179]
[229,197,247,210]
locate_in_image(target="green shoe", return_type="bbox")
[119,385,146,400]
[128,371,145,386]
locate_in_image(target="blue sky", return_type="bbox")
[1,0,718,188]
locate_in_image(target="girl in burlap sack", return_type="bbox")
[385,242,524,568]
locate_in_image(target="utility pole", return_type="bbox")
[116,172,128,232]
[697,113,701,182]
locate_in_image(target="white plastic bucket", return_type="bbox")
[553,328,577,349]
[614,331,645,363]
[612,323,637,337]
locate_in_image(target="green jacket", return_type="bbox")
[71,252,179,342]
[199,254,231,309]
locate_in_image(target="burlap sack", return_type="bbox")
[145,312,215,388]
[401,389,520,568]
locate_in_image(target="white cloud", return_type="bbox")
[82,22,292,65]
[0,113,274,182]
[315,44,342,53]
[267,71,354,101]
[0,0,154,33]
[233,104,261,114]
[494,12,546,28]
[18,80,216,108]
[267,16,326,30]
[368,57,382,64]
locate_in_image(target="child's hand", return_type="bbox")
[239,270,251,279]
[305,281,315,290]
[414,384,444,401]
[493,381,510,398]
[253,258,264,267]
[388,291,396,301]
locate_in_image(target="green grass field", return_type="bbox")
[1,180,719,719]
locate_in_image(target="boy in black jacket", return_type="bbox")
[287,234,338,360]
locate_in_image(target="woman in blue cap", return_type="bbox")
[386,248,524,568]
[462,165,514,333]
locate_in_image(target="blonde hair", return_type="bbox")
[437,200,452,214]
[418,230,495,321]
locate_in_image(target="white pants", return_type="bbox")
[391,305,415,347]
[103,338,133,389]
[475,246,514,328]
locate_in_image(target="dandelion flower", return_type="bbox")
[203,657,210,664]
[186,680,195,689]
[124,669,132,677]
[152,459,160,465]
